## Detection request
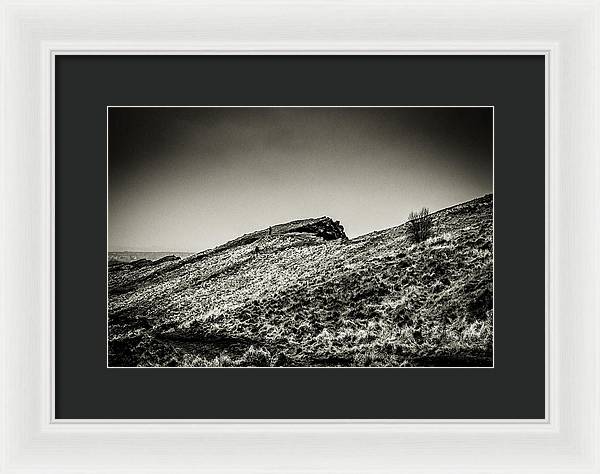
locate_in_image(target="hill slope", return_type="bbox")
[108,194,493,367]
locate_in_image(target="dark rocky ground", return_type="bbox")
[108,194,493,367]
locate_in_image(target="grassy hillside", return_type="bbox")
[108,194,493,367]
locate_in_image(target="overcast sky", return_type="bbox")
[108,107,492,252]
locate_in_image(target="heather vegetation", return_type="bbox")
[108,194,493,367]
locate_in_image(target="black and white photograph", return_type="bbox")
[108,106,493,368]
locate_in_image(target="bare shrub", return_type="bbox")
[407,207,433,243]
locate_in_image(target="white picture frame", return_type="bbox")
[1,1,598,472]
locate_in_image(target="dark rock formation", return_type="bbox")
[208,216,347,254]
[128,255,180,268]
[293,217,346,241]
[154,255,181,265]
[130,258,153,268]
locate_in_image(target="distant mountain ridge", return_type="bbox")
[108,251,193,264]
[108,194,493,367]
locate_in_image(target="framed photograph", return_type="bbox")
[107,105,494,369]
[2,1,599,473]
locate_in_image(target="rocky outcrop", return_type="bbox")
[207,216,347,254]
[292,217,346,241]
[154,255,181,265]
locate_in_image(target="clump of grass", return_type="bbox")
[353,350,399,367]
[241,346,273,367]
[428,231,454,247]
[180,353,237,367]
[354,351,377,366]
[210,354,236,367]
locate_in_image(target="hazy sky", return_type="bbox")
[108,107,492,252]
